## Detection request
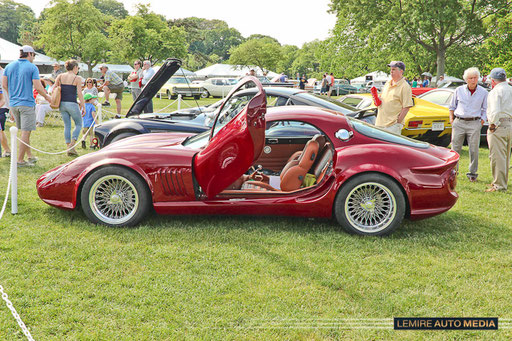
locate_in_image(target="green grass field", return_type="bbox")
[0,96,511,340]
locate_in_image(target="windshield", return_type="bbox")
[348,117,429,149]
[182,91,255,149]
[295,92,356,114]
[168,77,188,84]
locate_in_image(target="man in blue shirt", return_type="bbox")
[2,45,51,167]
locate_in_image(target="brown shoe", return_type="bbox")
[485,186,499,192]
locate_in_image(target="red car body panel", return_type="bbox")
[194,77,266,198]
[412,87,436,96]
[37,103,459,223]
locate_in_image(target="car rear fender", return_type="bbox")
[74,158,154,208]
[332,148,412,214]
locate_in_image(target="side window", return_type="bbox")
[421,91,452,106]
[265,120,322,138]
[340,97,362,108]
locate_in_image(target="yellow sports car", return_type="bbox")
[337,93,452,147]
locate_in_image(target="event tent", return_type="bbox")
[195,64,278,79]
[350,71,390,87]
[0,37,58,66]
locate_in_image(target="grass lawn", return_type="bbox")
[0,96,511,340]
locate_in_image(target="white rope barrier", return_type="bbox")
[0,128,34,340]
[15,123,95,155]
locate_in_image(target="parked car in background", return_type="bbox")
[314,79,357,95]
[93,61,376,148]
[417,88,488,141]
[337,93,452,146]
[157,76,204,99]
[200,78,238,98]
[39,74,459,236]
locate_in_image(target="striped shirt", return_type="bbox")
[104,70,123,86]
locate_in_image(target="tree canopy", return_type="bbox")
[36,0,109,75]
[0,0,35,45]
[228,38,283,74]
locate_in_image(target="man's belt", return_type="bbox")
[455,116,480,121]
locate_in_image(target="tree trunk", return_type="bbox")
[436,48,446,81]
[87,62,93,78]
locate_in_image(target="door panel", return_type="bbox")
[256,137,309,172]
[194,77,266,198]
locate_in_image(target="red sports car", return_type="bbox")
[37,77,459,236]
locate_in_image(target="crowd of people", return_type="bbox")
[374,60,512,192]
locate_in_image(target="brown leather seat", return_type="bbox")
[312,142,333,184]
[287,134,326,164]
[243,135,321,192]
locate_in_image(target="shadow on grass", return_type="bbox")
[44,204,511,248]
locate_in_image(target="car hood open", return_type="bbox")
[126,58,182,117]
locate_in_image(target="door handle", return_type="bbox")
[267,139,278,144]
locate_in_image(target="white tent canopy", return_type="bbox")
[0,37,59,66]
[195,64,278,78]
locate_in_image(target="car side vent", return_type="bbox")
[159,167,189,196]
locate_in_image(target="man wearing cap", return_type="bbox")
[51,62,63,79]
[98,64,124,118]
[486,68,512,192]
[2,45,51,167]
[375,61,414,135]
[449,67,488,182]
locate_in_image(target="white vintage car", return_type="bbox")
[200,77,238,98]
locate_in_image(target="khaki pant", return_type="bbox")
[451,118,481,177]
[380,123,403,135]
[487,121,512,190]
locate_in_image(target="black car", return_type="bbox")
[94,59,376,147]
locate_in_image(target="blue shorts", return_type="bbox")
[0,108,8,131]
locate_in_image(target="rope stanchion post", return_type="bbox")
[97,103,102,124]
[10,126,17,215]
[178,94,182,111]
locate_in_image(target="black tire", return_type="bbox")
[81,166,151,227]
[201,90,210,98]
[110,132,138,144]
[167,90,173,100]
[435,135,451,148]
[334,173,406,236]
[194,95,201,100]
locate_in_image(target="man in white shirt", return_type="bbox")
[486,68,512,192]
[449,67,488,182]
[141,60,155,113]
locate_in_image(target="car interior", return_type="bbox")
[221,124,334,196]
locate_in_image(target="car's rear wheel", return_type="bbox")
[436,135,451,148]
[334,173,405,236]
[110,132,138,144]
[201,90,210,98]
[81,166,151,227]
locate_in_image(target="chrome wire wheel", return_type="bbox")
[89,175,139,225]
[344,182,397,233]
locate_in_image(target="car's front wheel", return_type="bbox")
[81,166,151,227]
[334,173,406,236]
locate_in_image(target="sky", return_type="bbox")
[18,0,337,47]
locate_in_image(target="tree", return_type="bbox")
[170,17,243,68]
[291,40,324,78]
[92,0,128,19]
[0,0,35,44]
[278,45,299,76]
[229,38,283,73]
[483,12,512,73]
[36,0,110,76]
[109,6,188,65]
[330,0,512,77]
